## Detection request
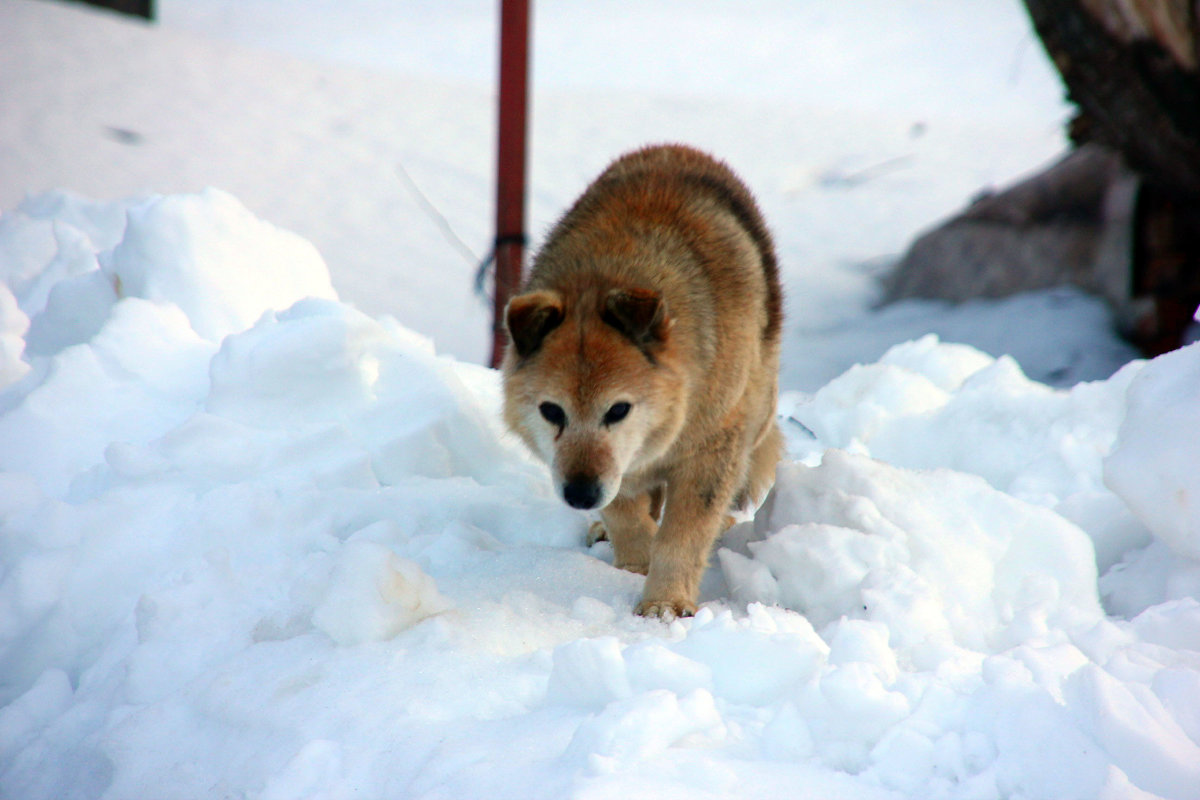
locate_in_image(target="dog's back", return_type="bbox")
[532,144,781,348]
[579,144,782,342]
[528,144,781,460]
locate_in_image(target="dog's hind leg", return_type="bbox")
[733,421,783,512]
[596,489,661,575]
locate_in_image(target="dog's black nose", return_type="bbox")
[563,479,602,510]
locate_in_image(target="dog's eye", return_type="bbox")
[539,402,566,428]
[603,402,632,425]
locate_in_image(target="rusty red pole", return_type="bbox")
[490,0,531,367]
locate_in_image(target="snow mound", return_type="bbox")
[0,188,574,701]
[0,189,336,495]
[723,449,1102,655]
[787,334,1150,574]
[103,188,337,343]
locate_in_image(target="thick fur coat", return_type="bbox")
[501,144,783,618]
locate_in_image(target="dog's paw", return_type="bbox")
[614,559,649,575]
[634,598,697,621]
[586,521,609,546]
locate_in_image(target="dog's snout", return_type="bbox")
[563,478,603,510]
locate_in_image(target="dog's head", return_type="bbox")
[501,286,685,510]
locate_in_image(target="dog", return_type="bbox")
[501,144,783,619]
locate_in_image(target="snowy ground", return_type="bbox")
[1,0,1139,385]
[4,2,1200,799]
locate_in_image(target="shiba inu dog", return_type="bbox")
[501,144,783,619]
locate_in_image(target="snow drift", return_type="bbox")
[2,190,1200,799]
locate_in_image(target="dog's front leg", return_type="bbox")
[596,490,659,574]
[636,446,739,619]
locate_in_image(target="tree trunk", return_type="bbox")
[1023,0,1200,196]
[884,1,1200,356]
[1025,0,1200,352]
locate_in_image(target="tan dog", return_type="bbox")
[501,144,783,619]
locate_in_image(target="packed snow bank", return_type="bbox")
[3,190,1200,800]
[784,335,1151,575]
[106,188,336,342]
[0,189,334,496]
[1106,342,1200,560]
[723,450,1103,652]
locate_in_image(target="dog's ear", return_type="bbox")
[603,288,670,346]
[505,290,564,358]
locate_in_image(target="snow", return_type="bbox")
[3,186,1200,800]
[2,0,1140,385]
[312,539,452,647]
[3,1,1200,799]
[1105,345,1200,561]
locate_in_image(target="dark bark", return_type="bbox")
[1022,0,1200,196]
[1023,0,1200,352]
[883,2,1200,356]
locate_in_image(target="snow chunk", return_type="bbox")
[799,360,951,449]
[259,740,348,800]
[546,637,633,707]
[790,337,1148,574]
[0,283,30,388]
[563,689,725,769]
[25,266,116,358]
[673,608,826,706]
[103,188,336,342]
[736,450,1102,653]
[312,539,451,646]
[874,334,996,392]
[205,298,392,429]
[1064,664,1200,798]
[0,668,72,758]
[1105,343,1200,560]
[0,298,214,496]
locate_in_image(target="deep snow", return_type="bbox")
[3,2,1200,799]
[4,174,1200,800]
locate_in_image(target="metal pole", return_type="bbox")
[490,0,531,367]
